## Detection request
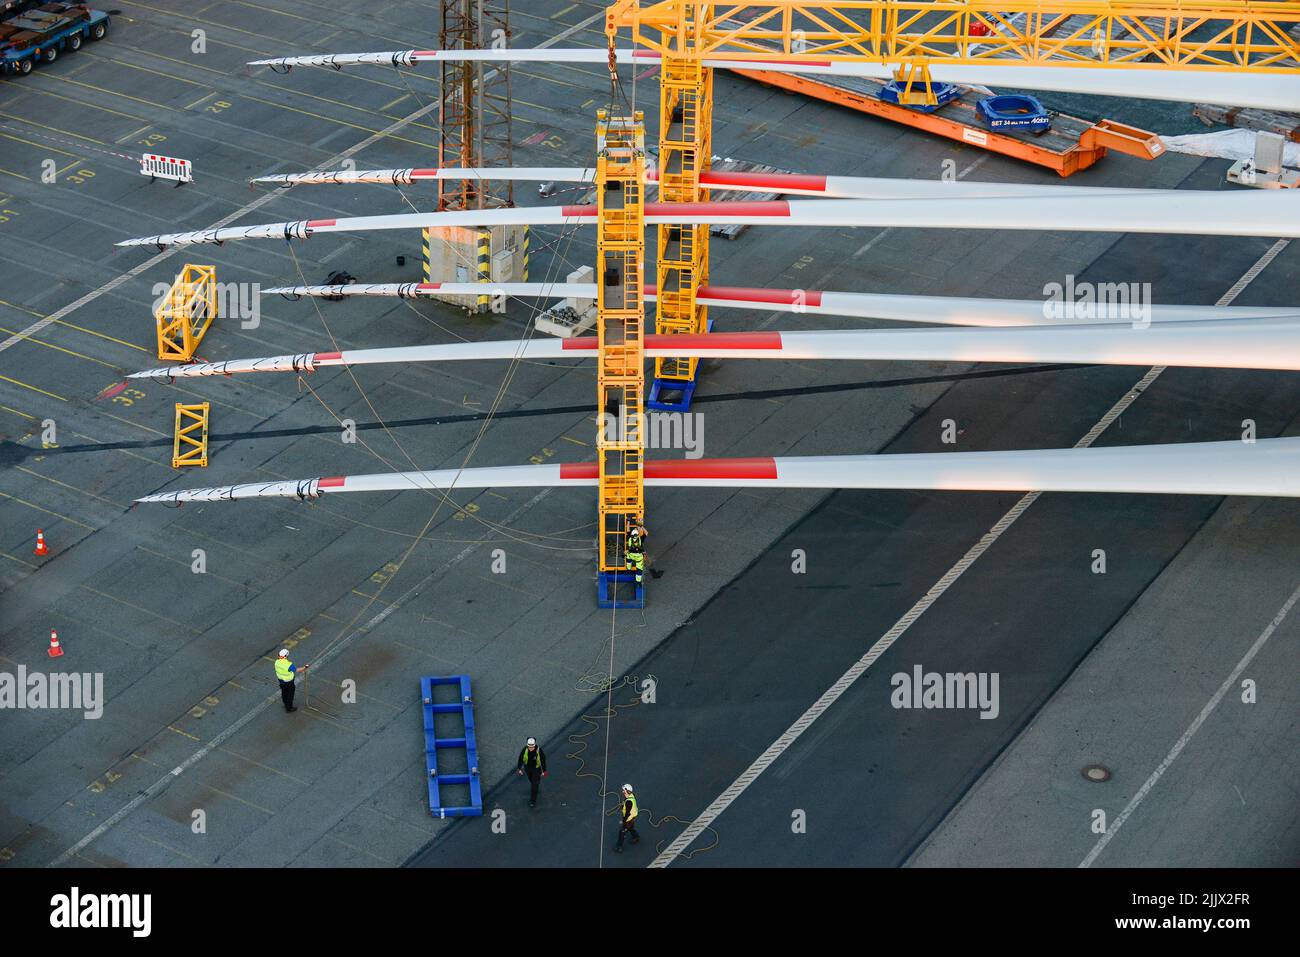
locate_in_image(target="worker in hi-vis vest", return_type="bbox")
[275,649,307,713]
[614,783,640,852]
[515,736,548,807]
[625,520,646,585]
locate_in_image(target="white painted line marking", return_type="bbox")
[649,238,1290,868]
[1078,576,1300,868]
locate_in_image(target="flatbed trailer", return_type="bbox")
[731,67,1163,177]
[1,2,108,76]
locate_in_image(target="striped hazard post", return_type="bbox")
[475,227,491,314]
[421,228,432,282]
[521,226,530,282]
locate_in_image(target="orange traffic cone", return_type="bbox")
[33,529,48,556]
[47,629,63,658]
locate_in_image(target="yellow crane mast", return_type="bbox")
[595,111,649,607]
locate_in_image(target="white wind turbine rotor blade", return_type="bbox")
[251,166,596,187]
[260,281,597,299]
[128,318,1300,380]
[136,438,1300,504]
[690,287,1300,326]
[249,164,1147,200]
[118,191,1300,248]
[257,281,1296,326]
[245,48,1300,112]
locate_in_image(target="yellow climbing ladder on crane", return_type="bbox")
[595,111,647,606]
[155,263,217,361]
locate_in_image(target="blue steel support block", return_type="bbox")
[597,569,645,609]
[421,675,483,818]
[648,320,712,412]
[976,94,1052,132]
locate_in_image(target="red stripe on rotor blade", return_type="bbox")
[727,57,833,67]
[560,338,599,351]
[417,283,441,290]
[646,201,791,217]
[701,171,828,193]
[314,352,342,361]
[559,462,599,480]
[409,169,440,177]
[643,283,658,296]
[646,332,783,350]
[306,219,336,227]
[560,206,598,217]
[318,476,346,488]
[645,458,779,480]
[697,285,823,307]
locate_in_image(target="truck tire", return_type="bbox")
[68,33,82,51]
[91,21,107,40]
[41,46,57,63]
[18,57,33,75]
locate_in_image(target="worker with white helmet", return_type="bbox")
[614,783,640,852]
[516,736,547,807]
[274,649,308,713]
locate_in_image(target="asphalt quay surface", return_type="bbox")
[413,230,1300,867]
[0,0,1294,870]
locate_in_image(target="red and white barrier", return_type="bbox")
[140,153,193,184]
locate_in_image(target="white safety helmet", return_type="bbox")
[526,737,537,747]
[278,649,289,657]
[621,783,633,794]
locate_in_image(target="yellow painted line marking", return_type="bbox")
[44,74,179,114]
[225,90,437,151]
[560,434,590,446]
[96,408,167,437]
[214,746,310,785]
[553,3,578,17]
[168,725,201,741]
[0,491,95,529]
[54,159,84,176]
[0,324,119,368]
[0,373,66,401]
[114,123,151,145]
[1,551,38,569]
[0,110,108,145]
[200,783,274,816]
[18,84,142,121]
[0,168,31,182]
[378,93,410,112]
[16,466,121,508]
[1,405,35,419]
[0,130,77,158]
[79,585,201,634]
[135,544,247,588]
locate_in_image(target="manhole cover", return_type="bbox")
[1082,764,1112,783]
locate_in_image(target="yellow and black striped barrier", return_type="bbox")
[476,227,491,313]
[521,225,530,282]
[421,228,432,282]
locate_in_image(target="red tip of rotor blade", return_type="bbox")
[702,171,827,193]
[698,285,823,307]
[645,458,779,480]
[647,201,791,217]
[646,332,783,350]
[318,476,346,488]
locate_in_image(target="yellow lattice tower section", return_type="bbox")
[595,110,647,573]
[608,2,1300,72]
[172,402,210,468]
[155,264,217,361]
[654,51,712,387]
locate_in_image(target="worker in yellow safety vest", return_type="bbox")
[275,649,308,713]
[614,783,640,852]
[625,520,646,585]
[516,736,548,807]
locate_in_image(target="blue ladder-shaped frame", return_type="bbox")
[421,675,483,818]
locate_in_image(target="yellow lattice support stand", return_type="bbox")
[155,264,217,361]
[594,111,647,589]
[172,402,210,468]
